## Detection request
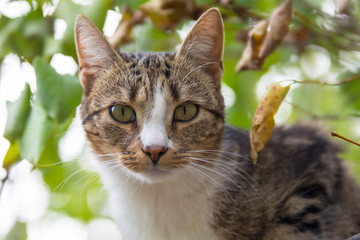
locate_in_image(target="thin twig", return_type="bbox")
[331,131,360,147]
[284,100,360,121]
[280,74,360,87]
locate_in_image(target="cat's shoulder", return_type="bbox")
[224,123,342,172]
[269,123,341,153]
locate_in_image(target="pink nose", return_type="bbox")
[143,145,168,164]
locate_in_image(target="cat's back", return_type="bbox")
[216,124,360,240]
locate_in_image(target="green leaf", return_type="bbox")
[3,142,21,171]
[19,104,54,164]
[4,221,27,240]
[116,0,148,10]
[33,57,82,123]
[0,16,22,58]
[3,84,32,143]
[0,7,53,61]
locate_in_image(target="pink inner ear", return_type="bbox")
[76,38,102,94]
[79,67,96,91]
[75,14,119,94]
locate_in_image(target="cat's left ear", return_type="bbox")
[175,8,224,84]
[75,14,119,95]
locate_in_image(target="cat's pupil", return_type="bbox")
[183,106,187,115]
[121,107,124,116]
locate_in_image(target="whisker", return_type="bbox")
[173,34,198,84]
[186,156,263,203]
[96,153,119,157]
[189,160,254,205]
[81,173,99,195]
[182,167,215,215]
[186,151,262,187]
[187,162,237,206]
[185,149,258,166]
[180,62,218,83]
[35,159,79,168]
[73,170,96,185]
[54,168,87,191]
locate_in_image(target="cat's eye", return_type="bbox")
[174,103,198,122]
[109,105,136,123]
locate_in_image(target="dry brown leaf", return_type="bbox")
[235,0,293,72]
[250,82,290,163]
[235,20,269,72]
[334,0,351,14]
[259,0,293,59]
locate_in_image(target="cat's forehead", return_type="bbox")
[120,52,175,71]
[119,52,176,101]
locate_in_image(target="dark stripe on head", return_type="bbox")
[82,109,103,125]
[85,129,100,136]
[207,108,224,119]
[170,83,179,100]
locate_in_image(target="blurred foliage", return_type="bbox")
[1,0,360,239]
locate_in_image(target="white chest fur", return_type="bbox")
[97,163,218,240]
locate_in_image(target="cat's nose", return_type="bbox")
[143,145,168,164]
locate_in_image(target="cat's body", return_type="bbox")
[97,124,360,240]
[74,8,360,240]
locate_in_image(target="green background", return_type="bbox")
[1,0,360,239]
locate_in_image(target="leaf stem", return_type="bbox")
[289,74,360,86]
[331,131,360,147]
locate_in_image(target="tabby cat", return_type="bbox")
[74,8,360,240]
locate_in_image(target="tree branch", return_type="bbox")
[290,74,360,86]
[107,8,146,49]
[331,131,360,147]
[285,100,360,121]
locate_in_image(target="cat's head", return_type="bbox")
[75,8,225,183]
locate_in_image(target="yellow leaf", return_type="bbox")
[3,141,20,171]
[250,82,290,163]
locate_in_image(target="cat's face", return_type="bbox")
[75,8,224,183]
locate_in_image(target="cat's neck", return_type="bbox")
[97,162,220,240]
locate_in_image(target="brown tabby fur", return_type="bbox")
[75,8,360,240]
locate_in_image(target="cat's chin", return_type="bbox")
[137,166,176,184]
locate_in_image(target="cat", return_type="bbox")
[74,8,360,240]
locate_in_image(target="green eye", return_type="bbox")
[109,105,136,123]
[174,103,198,122]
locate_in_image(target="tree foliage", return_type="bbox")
[0,0,360,239]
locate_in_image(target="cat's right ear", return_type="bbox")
[175,8,224,85]
[75,14,118,95]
